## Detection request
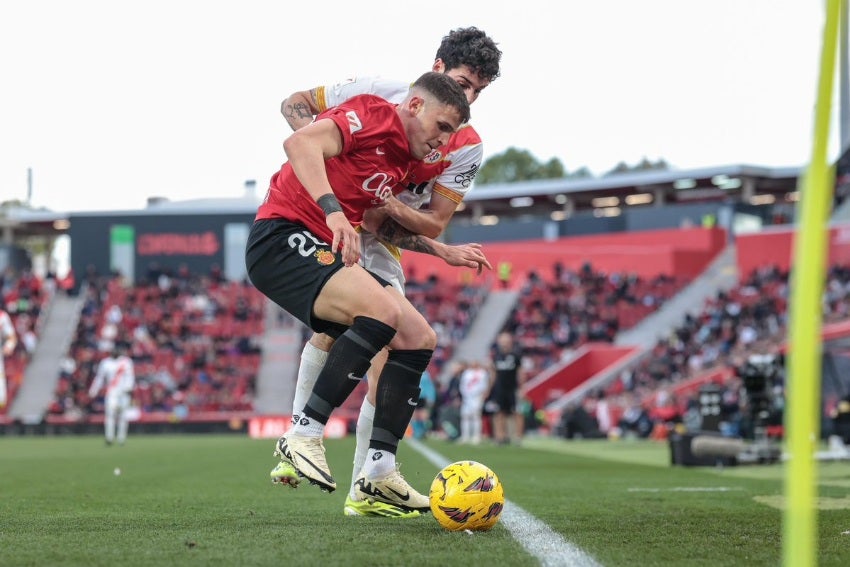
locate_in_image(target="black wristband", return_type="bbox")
[317,193,343,216]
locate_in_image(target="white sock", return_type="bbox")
[291,342,328,424]
[363,448,396,479]
[349,398,375,498]
[291,415,325,438]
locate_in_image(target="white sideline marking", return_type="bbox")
[628,486,743,493]
[408,439,601,567]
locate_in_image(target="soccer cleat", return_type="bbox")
[353,465,430,512]
[343,495,422,518]
[273,434,292,461]
[279,433,336,492]
[270,460,300,488]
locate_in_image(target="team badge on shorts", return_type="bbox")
[315,249,336,265]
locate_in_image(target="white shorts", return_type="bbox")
[461,400,485,418]
[359,232,405,294]
[105,393,131,414]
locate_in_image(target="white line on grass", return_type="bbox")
[408,439,602,567]
[627,486,743,493]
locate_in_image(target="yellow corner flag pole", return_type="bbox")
[783,1,842,565]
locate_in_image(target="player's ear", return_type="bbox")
[407,95,425,115]
[432,59,445,73]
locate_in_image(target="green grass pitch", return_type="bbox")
[1,434,848,566]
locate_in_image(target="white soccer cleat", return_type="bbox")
[280,433,336,492]
[353,465,430,512]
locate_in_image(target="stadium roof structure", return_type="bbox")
[1,162,803,241]
[453,162,803,221]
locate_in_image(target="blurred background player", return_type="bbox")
[275,26,501,518]
[411,368,436,440]
[88,345,136,446]
[490,331,525,445]
[458,359,492,445]
[0,307,18,408]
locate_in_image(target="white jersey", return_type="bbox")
[318,76,484,291]
[459,367,490,404]
[89,355,136,400]
[0,310,16,404]
[0,309,16,369]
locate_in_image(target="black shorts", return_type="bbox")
[246,218,388,337]
[491,387,517,413]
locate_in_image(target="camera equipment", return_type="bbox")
[734,353,783,463]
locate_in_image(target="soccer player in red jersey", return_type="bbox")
[275,27,502,517]
[247,72,480,512]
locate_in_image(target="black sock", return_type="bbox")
[302,316,396,424]
[370,349,433,453]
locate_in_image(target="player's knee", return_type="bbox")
[364,298,403,329]
[310,332,335,351]
[420,324,437,350]
[391,321,436,350]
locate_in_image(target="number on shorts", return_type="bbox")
[288,231,327,257]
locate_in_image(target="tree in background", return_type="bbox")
[477,147,578,184]
[477,148,668,185]
[603,157,669,177]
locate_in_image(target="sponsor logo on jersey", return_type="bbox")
[362,172,395,202]
[455,163,479,188]
[345,110,363,133]
[315,249,336,265]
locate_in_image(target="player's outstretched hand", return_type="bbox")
[439,243,492,274]
[326,212,361,267]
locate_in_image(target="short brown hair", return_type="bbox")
[411,71,471,124]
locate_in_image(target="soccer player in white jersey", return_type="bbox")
[273,27,502,518]
[88,345,136,445]
[458,359,492,445]
[0,308,18,408]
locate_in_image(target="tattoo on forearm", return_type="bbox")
[284,102,313,121]
[377,219,437,255]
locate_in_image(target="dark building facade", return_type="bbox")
[68,207,256,285]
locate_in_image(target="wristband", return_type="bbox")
[317,193,343,216]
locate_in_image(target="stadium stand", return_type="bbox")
[1,269,47,415]
[571,262,850,441]
[47,269,264,421]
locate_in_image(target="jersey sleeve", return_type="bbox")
[316,76,410,111]
[89,363,105,396]
[431,127,483,204]
[320,95,398,154]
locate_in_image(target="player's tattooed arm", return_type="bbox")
[375,218,438,255]
[281,88,320,131]
[375,218,492,273]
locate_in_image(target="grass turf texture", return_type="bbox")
[1,435,848,566]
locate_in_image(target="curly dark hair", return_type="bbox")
[435,27,502,82]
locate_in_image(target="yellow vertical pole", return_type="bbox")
[783,1,842,566]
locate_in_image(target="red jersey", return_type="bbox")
[256,94,411,245]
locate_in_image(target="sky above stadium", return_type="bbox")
[0,0,838,213]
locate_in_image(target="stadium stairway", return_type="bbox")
[832,197,850,221]
[9,290,86,424]
[615,244,739,350]
[546,243,741,412]
[251,300,303,415]
[437,288,520,385]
